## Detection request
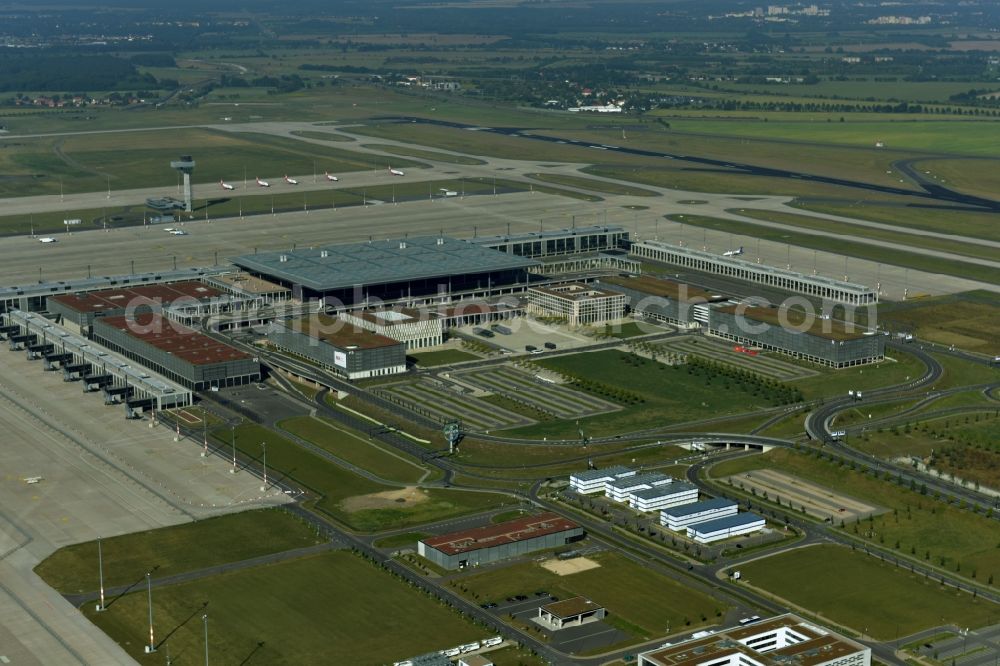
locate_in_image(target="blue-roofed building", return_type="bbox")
[661,498,738,531]
[628,481,699,512]
[570,465,636,494]
[686,513,765,543]
[231,236,540,305]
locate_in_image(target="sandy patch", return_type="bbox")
[340,486,428,512]
[541,557,600,576]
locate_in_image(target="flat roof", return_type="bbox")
[632,482,697,499]
[231,236,540,292]
[293,314,402,350]
[572,465,634,482]
[663,498,737,518]
[528,282,624,301]
[601,275,718,303]
[608,472,670,489]
[50,281,223,315]
[421,512,580,557]
[715,305,867,341]
[208,272,290,295]
[640,614,867,666]
[0,266,228,301]
[540,596,604,619]
[689,513,764,534]
[459,656,493,666]
[94,314,251,366]
[351,308,423,327]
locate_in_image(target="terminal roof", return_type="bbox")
[231,236,539,292]
[96,314,250,366]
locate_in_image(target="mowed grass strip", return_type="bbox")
[527,172,660,197]
[710,449,1000,581]
[362,143,487,165]
[279,415,427,484]
[213,424,505,532]
[35,509,318,595]
[408,349,481,366]
[740,545,997,639]
[85,551,484,666]
[454,551,725,639]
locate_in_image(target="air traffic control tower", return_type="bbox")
[169,155,196,212]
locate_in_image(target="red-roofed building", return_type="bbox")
[91,313,260,390]
[418,512,583,569]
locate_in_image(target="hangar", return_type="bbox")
[418,512,583,570]
[231,236,540,305]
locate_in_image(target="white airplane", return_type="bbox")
[284,175,299,185]
[169,229,189,236]
[325,172,339,182]
[38,237,57,243]
[723,246,744,257]
[220,180,235,191]
[256,177,270,187]
[388,166,405,177]
[22,476,43,484]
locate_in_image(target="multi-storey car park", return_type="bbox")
[417,512,583,570]
[637,614,870,666]
[267,313,407,380]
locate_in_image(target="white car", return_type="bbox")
[169,230,189,236]
[38,237,57,243]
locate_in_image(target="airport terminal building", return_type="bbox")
[231,236,540,306]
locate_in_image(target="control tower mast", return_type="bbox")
[169,155,196,213]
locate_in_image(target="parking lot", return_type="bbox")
[457,317,596,355]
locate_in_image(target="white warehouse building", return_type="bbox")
[661,498,738,531]
[605,472,673,503]
[687,513,765,544]
[570,466,636,494]
[628,482,699,512]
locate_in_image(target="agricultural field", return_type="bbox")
[739,545,997,640]
[453,550,726,641]
[711,448,1000,583]
[212,424,505,532]
[35,509,319,595]
[85,551,485,666]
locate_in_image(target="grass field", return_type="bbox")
[527,172,660,197]
[85,550,484,665]
[278,415,428,484]
[289,130,354,142]
[408,349,482,366]
[35,509,318,595]
[878,293,1000,356]
[740,545,997,639]
[361,143,487,165]
[212,424,505,532]
[454,551,725,640]
[504,350,779,439]
[0,128,425,198]
[665,214,1000,285]
[372,532,431,549]
[788,348,928,400]
[912,158,1000,201]
[710,449,1000,582]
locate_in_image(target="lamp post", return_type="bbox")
[203,614,209,666]
[260,441,267,492]
[144,571,156,653]
[96,536,106,612]
[230,426,237,474]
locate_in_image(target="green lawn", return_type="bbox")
[85,551,484,666]
[213,424,505,532]
[740,545,998,639]
[278,415,427,484]
[454,551,725,640]
[504,350,792,439]
[408,349,482,366]
[790,348,929,400]
[878,292,1000,356]
[289,130,355,142]
[35,509,318,595]
[711,449,1000,582]
[372,532,430,549]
